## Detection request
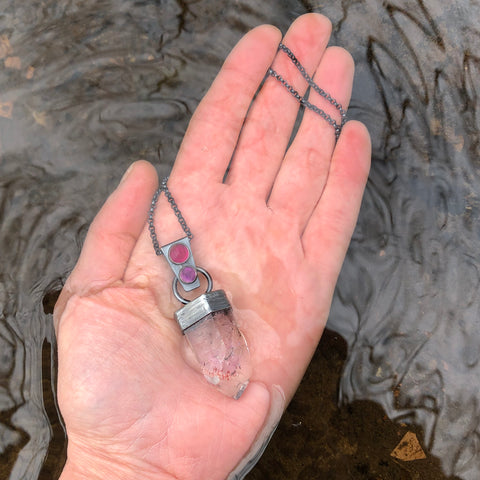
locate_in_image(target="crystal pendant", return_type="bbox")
[175,290,251,399]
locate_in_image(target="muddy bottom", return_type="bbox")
[247,329,461,480]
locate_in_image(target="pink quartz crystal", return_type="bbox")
[183,309,251,399]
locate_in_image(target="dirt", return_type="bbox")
[247,329,461,480]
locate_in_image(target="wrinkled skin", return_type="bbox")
[54,13,371,480]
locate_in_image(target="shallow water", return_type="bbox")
[0,0,479,478]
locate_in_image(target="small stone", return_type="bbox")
[0,102,13,118]
[0,35,12,59]
[179,266,197,284]
[168,243,189,264]
[4,56,21,70]
[25,66,35,79]
[390,432,426,461]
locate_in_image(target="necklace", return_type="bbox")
[149,178,252,400]
[149,43,345,400]
[269,43,347,140]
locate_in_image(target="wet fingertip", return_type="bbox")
[325,45,355,71]
[119,161,137,185]
[119,160,157,186]
[252,23,282,37]
[245,23,283,55]
[115,161,159,208]
[292,12,332,36]
[340,120,372,164]
[239,382,285,430]
[226,382,285,480]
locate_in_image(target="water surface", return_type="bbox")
[0,0,479,478]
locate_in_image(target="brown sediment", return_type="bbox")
[247,329,461,480]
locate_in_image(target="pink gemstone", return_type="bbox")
[179,266,197,284]
[169,243,190,264]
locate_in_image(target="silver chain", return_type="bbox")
[268,43,347,140]
[148,176,193,256]
[149,44,345,255]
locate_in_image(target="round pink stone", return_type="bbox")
[179,266,197,284]
[169,243,190,264]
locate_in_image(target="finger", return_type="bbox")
[302,121,371,299]
[169,24,282,191]
[225,13,332,199]
[122,26,282,305]
[53,161,158,327]
[267,47,354,231]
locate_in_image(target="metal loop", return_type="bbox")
[172,267,213,304]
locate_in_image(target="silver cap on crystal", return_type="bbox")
[175,290,231,332]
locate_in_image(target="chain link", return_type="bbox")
[148,176,193,256]
[268,43,347,140]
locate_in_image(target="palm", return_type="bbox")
[54,14,370,480]
[58,287,269,480]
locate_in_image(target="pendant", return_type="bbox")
[160,236,200,291]
[150,181,252,399]
[175,290,251,399]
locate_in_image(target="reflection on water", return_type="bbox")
[324,1,480,478]
[0,0,478,478]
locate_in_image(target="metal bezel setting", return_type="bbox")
[175,290,231,332]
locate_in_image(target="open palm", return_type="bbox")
[54,14,370,480]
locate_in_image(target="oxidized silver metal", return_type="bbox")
[172,266,213,305]
[175,289,230,331]
[268,42,346,140]
[148,176,193,257]
[160,236,200,292]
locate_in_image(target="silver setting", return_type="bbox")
[148,177,193,256]
[175,290,231,332]
[172,267,213,305]
[160,236,200,291]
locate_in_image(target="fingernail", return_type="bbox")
[119,162,136,185]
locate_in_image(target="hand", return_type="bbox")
[54,13,370,480]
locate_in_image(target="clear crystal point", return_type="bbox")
[183,309,251,399]
[175,290,251,399]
